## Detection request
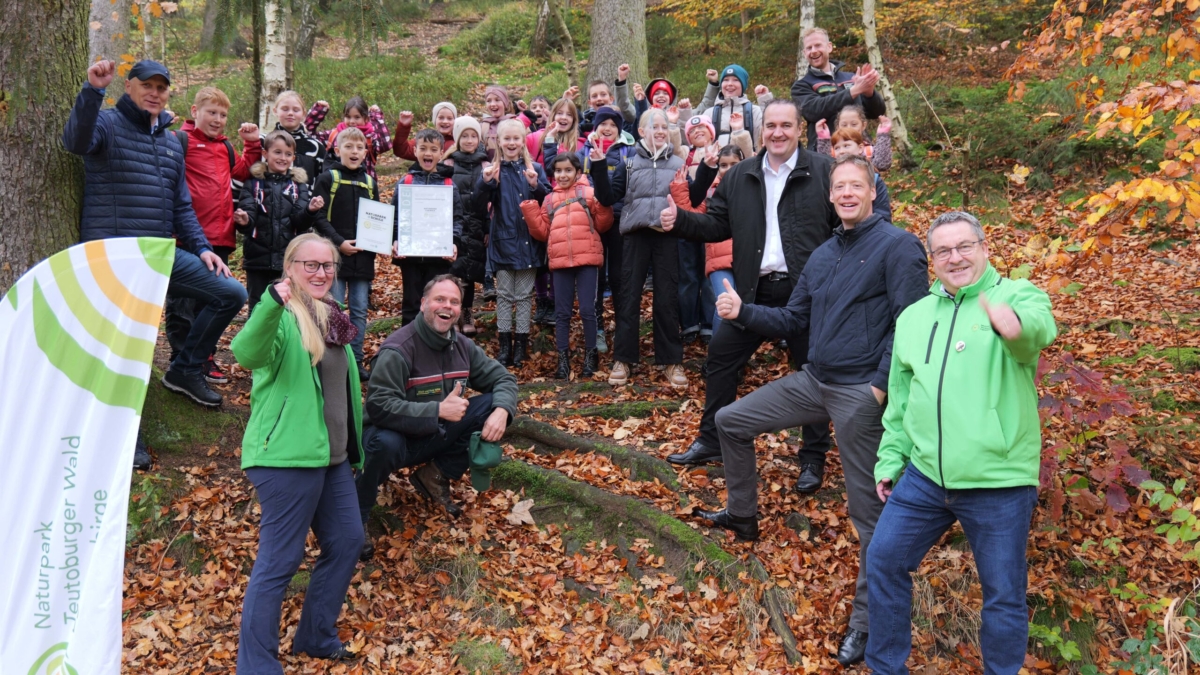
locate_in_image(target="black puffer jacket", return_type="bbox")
[672,148,840,304]
[311,161,379,281]
[275,122,326,179]
[448,150,489,282]
[236,163,313,272]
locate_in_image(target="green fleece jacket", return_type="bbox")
[365,313,518,434]
[875,264,1056,488]
[231,290,363,469]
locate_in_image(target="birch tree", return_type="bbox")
[260,0,291,127]
[862,0,909,152]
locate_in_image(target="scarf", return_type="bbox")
[320,297,358,347]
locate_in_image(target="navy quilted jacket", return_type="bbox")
[61,84,211,255]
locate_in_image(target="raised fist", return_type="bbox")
[87,60,116,89]
[239,123,259,143]
[617,63,631,81]
[706,69,719,84]
[398,110,414,126]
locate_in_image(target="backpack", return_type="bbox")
[710,99,756,145]
[547,185,595,234]
[326,169,377,221]
[176,129,240,208]
[400,173,454,187]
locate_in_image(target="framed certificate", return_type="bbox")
[394,184,454,257]
[354,198,396,255]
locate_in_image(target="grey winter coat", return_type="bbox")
[589,141,684,234]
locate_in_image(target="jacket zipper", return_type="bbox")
[924,321,939,364]
[934,301,962,494]
[264,396,288,449]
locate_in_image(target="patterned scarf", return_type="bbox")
[319,297,358,347]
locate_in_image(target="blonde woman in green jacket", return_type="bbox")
[866,212,1057,675]
[232,232,364,672]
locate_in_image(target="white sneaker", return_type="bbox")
[608,361,631,385]
[664,364,688,389]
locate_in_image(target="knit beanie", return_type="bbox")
[453,115,483,145]
[684,115,716,144]
[646,79,678,106]
[719,64,749,96]
[432,101,458,123]
[484,86,513,115]
[592,106,624,133]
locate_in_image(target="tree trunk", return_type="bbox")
[530,0,550,59]
[260,0,291,128]
[862,0,909,152]
[546,0,579,89]
[295,0,318,60]
[139,0,153,59]
[90,0,131,62]
[200,0,220,51]
[587,0,646,88]
[251,0,262,123]
[796,0,815,78]
[740,9,749,57]
[0,0,88,290]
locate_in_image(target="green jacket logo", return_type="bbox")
[27,643,77,675]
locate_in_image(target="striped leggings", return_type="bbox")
[495,269,536,333]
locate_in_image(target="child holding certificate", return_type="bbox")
[477,119,551,369]
[311,127,378,380]
[390,128,464,327]
[521,153,613,379]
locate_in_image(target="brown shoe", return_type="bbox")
[664,364,688,389]
[608,361,631,386]
[409,463,462,517]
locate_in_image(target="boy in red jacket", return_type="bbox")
[165,86,261,384]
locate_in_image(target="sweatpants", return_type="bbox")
[238,462,364,674]
[551,266,599,351]
[495,268,536,333]
[399,259,451,326]
[613,228,681,366]
[715,366,885,633]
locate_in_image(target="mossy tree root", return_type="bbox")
[505,415,680,490]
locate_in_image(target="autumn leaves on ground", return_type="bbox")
[123,13,1200,675]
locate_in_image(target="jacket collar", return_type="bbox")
[451,149,487,170]
[747,145,812,179]
[835,211,885,240]
[932,264,1001,300]
[805,59,847,82]
[180,119,227,142]
[116,94,172,134]
[276,122,313,140]
[328,161,365,176]
[415,313,456,350]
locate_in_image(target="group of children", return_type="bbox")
[172,61,893,387]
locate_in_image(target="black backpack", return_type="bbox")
[176,129,241,209]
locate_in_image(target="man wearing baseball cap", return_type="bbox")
[62,59,248,469]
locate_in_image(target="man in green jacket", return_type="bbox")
[355,276,518,551]
[866,211,1057,675]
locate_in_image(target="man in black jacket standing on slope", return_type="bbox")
[670,154,928,666]
[791,27,886,150]
[660,99,836,494]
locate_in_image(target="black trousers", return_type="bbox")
[399,259,451,325]
[165,245,235,359]
[613,228,681,366]
[245,269,279,316]
[595,222,623,320]
[698,275,831,465]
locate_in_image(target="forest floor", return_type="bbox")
[121,9,1200,675]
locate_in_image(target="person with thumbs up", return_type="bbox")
[355,275,518,552]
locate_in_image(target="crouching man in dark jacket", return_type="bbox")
[695,155,928,666]
[355,275,518,553]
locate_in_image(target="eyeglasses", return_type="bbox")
[293,260,338,274]
[930,239,984,262]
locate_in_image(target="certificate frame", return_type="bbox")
[394,184,455,258]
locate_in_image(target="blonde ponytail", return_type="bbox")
[281,233,341,366]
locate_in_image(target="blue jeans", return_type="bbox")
[354,393,495,524]
[330,278,370,364]
[238,461,364,674]
[707,269,735,336]
[678,239,713,334]
[167,249,247,376]
[866,465,1037,675]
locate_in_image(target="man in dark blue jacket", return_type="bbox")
[62,60,247,458]
[791,27,886,150]
[697,155,928,666]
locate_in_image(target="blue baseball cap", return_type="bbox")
[127,60,171,85]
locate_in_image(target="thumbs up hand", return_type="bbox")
[660,194,678,231]
[439,381,470,422]
[716,278,742,320]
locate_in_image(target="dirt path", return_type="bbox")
[314,3,476,65]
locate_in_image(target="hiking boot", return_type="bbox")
[497,332,513,366]
[554,350,570,379]
[596,329,608,354]
[204,356,228,384]
[481,280,497,301]
[664,364,688,389]
[409,463,462,517]
[608,361,631,386]
[460,308,478,337]
[162,368,222,407]
[681,327,699,343]
[582,349,599,377]
[512,333,529,367]
[358,363,370,382]
[359,537,375,561]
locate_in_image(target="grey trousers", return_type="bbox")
[715,366,885,633]
[495,268,536,333]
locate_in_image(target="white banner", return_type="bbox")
[0,238,174,674]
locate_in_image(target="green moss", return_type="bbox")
[451,638,521,674]
[570,400,682,419]
[141,368,243,455]
[127,471,189,545]
[367,316,403,335]
[1100,344,1200,372]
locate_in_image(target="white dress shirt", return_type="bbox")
[759,149,797,275]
